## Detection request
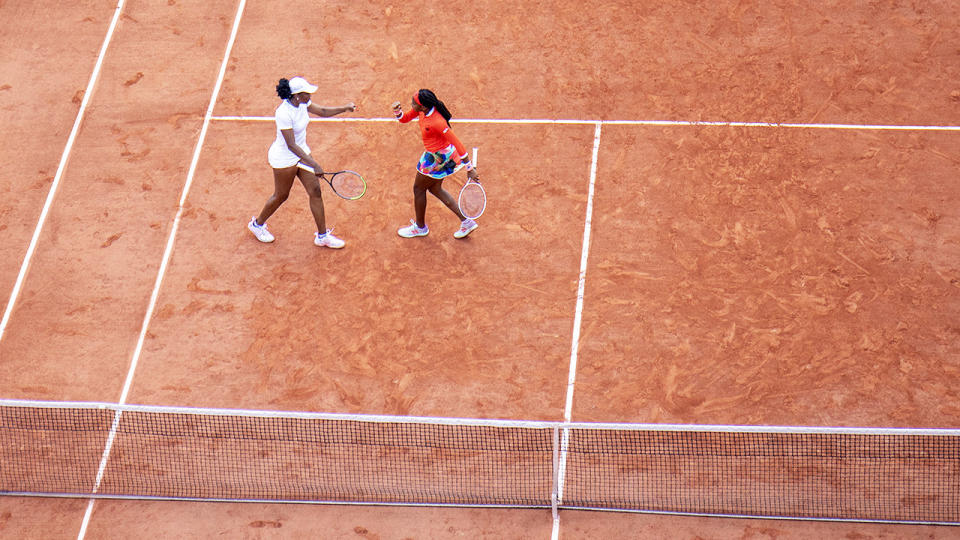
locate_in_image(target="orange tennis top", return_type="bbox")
[398,107,468,159]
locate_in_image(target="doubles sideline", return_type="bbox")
[75,1,250,539]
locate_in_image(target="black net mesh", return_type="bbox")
[2,403,958,523]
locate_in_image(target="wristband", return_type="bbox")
[393,109,403,118]
[464,161,475,171]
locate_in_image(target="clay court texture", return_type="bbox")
[1,0,959,538]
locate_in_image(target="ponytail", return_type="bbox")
[417,89,452,124]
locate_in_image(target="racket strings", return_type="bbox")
[331,172,366,200]
[459,182,486,219]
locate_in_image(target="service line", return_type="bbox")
[211,115,960,131]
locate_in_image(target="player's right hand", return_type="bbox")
[391,101,401,111]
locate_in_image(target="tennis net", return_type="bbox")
[1,399,958,524]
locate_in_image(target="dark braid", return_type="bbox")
[417,89,452,124]
[276,78,292,100]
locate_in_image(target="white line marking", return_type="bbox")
[67,4,128,537]
[77,1,248,538]
[564,122,602,423]
[601,120,960,130]
[210,115,960,131]
[0,0,126,345]
[553,121,603,540]
[77,502,95,540]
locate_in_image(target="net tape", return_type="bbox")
[2,400,958,523]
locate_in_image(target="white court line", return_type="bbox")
[211,115,960,131]
[551,122,603,540]
[0,0,126,345]
[67,3,127,536]
[76,1,248,538]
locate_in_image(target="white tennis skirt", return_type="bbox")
[268,141,312,170]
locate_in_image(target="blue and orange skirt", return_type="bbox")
[417,144,464,179]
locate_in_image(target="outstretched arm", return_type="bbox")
[308,102,357,117]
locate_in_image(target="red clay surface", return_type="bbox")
[0,0,118,312]
[1,0,235,401]
[128,122,592,419]
[1,0,959,538]
[576,126,960,427]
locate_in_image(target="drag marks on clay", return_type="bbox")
[123,71,144,86]
[100,233,123,248]
[29,173,54,191]
[249,520,282,529]
[165,112,195,129]
[96,176,125,185]
[185,276,233,296]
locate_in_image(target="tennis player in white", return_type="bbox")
[248,76,356,248]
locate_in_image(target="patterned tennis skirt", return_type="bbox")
[417,144,464,179]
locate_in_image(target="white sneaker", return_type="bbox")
[248,217,274,243]
[314,229,345,249]
[454,219,478,239]
[397,219,429,238]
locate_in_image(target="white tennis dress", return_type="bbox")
[268,99,313,170]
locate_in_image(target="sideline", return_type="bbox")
[0,0,127,344]
[552,122,603,540]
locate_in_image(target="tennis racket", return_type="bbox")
[458,148,486,219]
[320,170,367,200]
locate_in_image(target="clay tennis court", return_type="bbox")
[2,0,959,538]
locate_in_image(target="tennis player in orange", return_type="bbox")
[391,89,479,239]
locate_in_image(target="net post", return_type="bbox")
[551,426,559,521]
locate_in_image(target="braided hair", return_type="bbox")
[417,89,453,124]
[276,78,292,100]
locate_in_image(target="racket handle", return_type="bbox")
[472,147,478,167]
